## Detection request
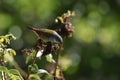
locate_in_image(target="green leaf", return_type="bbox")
[0,37,5,43]
[5,33,16,40]
[9,69,24,80]
[26,49,36,64]
[37,69,53,80]
[28,64,39,73]
[44,74,53,80]
[6,48,16,56]
[46,54,55,63]
[5,38,10,44]
[0,67,24,80]
[56,68,61,78]
[9,33,16,40]
[8,75,21,80]
[26,55,32,64]
[0,66,9,74]
[0,33,16,45]
[4,48,8,54]
[4,52,14,63]
[0,48,3,56]
[29,74,41,80]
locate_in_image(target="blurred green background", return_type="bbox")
[0,0,120,80]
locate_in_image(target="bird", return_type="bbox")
[27,26,63,44]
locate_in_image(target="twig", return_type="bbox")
[13,61,27,78]
[0,49,6,80]
[26,49,37,80]
[1,71,6,80]
[53,44,63,80]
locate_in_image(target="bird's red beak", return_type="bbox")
[27,26,39,31]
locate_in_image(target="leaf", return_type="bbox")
[5,38,10,44]
[4,52,14,63]
[37,69,53,80]
[0,66,24,80]
[46,54,56,63]
[7,48,16,56]
[44,74,53,80]
[5,33,16,40]
[37,69,49,75]
[56,68,61,78]
[0,37,4,43]
[57,17,64,23]
[9,69,21,75]
[36,50,43,58]
[0,66,9,74]
[28,64,39,73]
[8,75,21,80]
[26,49,36,64]
[0,33,16,45]
[26,55,32,64]
[0,48,3,56]
[9,69,24,80]
[9,33,16,40]
[29,74,41,80]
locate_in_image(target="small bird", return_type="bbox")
[27,26,63,44]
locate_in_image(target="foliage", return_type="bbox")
[0,33,23,80]
[1,0,120,80]
[21,11,74,80]
[0,11,74,80]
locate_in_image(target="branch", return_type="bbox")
[53,44,63,80]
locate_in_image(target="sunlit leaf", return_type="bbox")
[4,52,14,63]
[56,68,60,78]
[29,74,41,80]
[9,69,24,80]
[9,33,16,40]
[0,37,4,43]
[0,33,16,45]
[5,38,10,44]
[0,48,3,56]
[37,69,53,80]
[5,33,16,40]
[0,66,8,74]
[57,17,64,23]
[36,50,43,58]
[46,54,55,63]
[7,48,16,56]
[26,49,36,64]
[9,75,21,80]
[0,66,24,80]
[37,69,49,75]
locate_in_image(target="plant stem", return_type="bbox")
[1,71,6,80]
[13,61,27,78]
[0,49,6,80]
[53,44,62,80]
[26,49,37,80]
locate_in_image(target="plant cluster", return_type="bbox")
[0,10,75,80]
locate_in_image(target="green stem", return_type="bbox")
[0,49,6,80]
[32,49,38,64]
[26,49,37,80]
